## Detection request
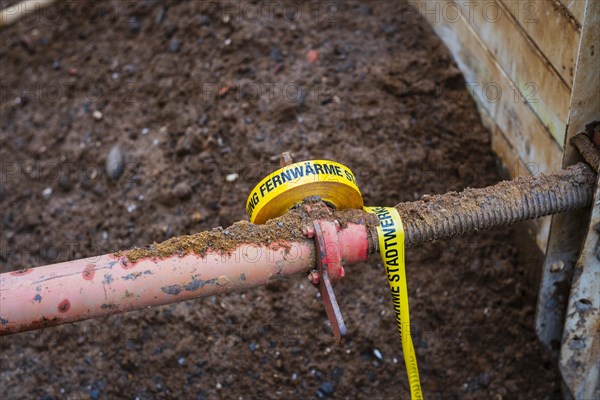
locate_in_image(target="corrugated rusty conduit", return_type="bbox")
[397,163,595,247]
[0,162,595,335]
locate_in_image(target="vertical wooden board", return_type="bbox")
[453,0,570,145]
[563,0,599,165]
[537,0,598,362]
[416,1,563,174]
[558,0,586,24]
[499,0,580,87]
[480,105,552,251]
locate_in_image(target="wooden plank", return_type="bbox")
[453,0,570,146]
[499,0,580,87]
[479,105,552,251]
[558,0,586,24]
[416,0,563,173]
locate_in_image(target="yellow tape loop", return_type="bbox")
[247,161,422,398]
[364,206,423,400]
[246,160,363,224]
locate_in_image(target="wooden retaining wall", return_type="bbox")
[414,0,599,253]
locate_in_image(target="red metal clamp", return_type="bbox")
[308,219,347,343]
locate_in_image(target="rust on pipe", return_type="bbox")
[0,163,595,336]
[0,213,370,336]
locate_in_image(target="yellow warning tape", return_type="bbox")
[246,160,363,224]
[247,161,422,397]
[364,206,423,400]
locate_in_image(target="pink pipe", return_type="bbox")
[0,223,369,335]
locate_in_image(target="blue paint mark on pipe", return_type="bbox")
[122,270,153,281]
[161,277,217,295]
[33,294,42,303]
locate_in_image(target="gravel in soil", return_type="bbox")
[0,1,560,399]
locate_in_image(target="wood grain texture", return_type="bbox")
[499,0,580,87]
[416,0,563,173]
[558,0,586,24]
[453,0,570,145]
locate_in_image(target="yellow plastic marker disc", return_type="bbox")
[246,160,363,224]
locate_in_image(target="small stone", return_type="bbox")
[90,389,101,400]
[92,110,103,120]
[318,381,334,397]
[191,211,203,223]
[178,357,185,365]
[126,203,137,213]
[141,128,149,135]
[169,38,181,53]
[106,144,124,180]
[155,8,166,25]
[176,136,192,155]
[373,349,383,360]
[173,182,192,199]
[42,187,52,199]
[248,342,257,352]
[123,64,136,76]
[58,175,71,192]
[128,17,141,33]
[52,60,61,70]
[224,38,232,46]
[164,24,178,37]
[479,372,490,387]
[226,173,238,182]
[215,382,222,390]
[197,114,208,126]
[331,367,344,380]
[269,47,283,62]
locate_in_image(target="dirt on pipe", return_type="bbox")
[124,162,594,264]
[124,203,371,264]
[0,0,561,398]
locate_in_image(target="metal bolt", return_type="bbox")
[280,151,293,168]
[307,270,319,284]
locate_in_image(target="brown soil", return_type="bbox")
[0,1,560,399]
